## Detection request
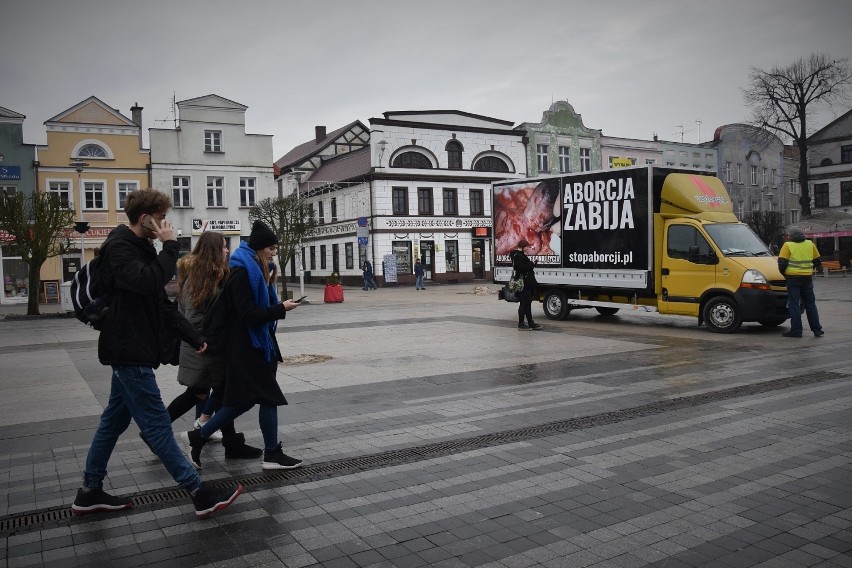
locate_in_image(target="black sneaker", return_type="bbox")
[71,487,133,515]
[814,330,825,337]
[183,429,205,469]
[262,442,303,470]
[529,323,543,330]
[191,482,243,519]
[517,323,531,330]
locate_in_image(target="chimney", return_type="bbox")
[131,103,143,148]
[315,125,326,143]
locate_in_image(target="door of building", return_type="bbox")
[472,239,485,279]
[419,241,434,279]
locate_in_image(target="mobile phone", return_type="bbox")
[294,296,307,303]
[141,215,156,231]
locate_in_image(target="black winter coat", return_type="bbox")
[98,225,203,368]
[510,249,537,299]
[222,266,289,408]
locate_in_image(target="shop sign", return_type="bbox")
[471,226,491,237]
[192,219,242,235]
[0,166,21,180]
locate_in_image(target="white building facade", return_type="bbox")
[277,111,526,286]
[150,95,275,254]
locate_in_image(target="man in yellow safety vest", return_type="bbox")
[777,226,824,338]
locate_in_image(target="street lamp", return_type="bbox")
[292,170,305,299]
[69,160,89,266]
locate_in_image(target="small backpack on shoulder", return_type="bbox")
[70,242,113,329]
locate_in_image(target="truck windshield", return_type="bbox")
[704,224,772,257]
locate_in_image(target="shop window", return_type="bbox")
[310,246,316,270]
[2,245,29,300]
[345,242,354,269]
[445,240,458,272]
[391,241,412,274]
[320,245,327,270]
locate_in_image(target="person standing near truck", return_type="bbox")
[511,240,542,330]
[778,226,824,338]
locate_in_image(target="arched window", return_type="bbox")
[446,140,463,170]
[820,158,833,166]
[473,156,510,173]
[392,151,433,169]
[77,144,108,158]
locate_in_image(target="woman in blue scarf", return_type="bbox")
[186,221,302,470]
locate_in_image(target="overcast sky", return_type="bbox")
[2,0,851,160]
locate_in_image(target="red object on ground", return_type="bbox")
[324,284,344,303]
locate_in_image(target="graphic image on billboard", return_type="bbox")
[493,178,561,266]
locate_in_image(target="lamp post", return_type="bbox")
[292,171,305,299]
[70,160,89,267]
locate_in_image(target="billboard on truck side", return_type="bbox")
[493,168,650,271]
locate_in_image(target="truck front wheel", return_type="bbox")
[702,296,742,333]
[543,290,569,320]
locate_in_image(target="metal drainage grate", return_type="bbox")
[0,370,845,535]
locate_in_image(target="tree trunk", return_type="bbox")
[26,260,41,316]
[797,109,811,216]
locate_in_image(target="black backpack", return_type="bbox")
[70,242,113,329]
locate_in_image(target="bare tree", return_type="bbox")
[743,210,784,251]
[249,196,317,298]
[743,53,852,215]
[0,192,75,315]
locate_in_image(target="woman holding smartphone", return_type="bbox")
[186,221,302,470]
[162,231,262,461]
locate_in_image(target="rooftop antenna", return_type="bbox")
[695,119,702,143]
[153,92,177,128]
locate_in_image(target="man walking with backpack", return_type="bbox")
[71,189,243,519]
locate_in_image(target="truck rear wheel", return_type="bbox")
[543,290,569,320]
[595,307,619,316]
[702,296,742,333]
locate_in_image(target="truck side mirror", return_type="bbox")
[688,245,700,263]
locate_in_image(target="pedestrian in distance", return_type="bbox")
[778,226,824,338]
[71,189,242,519]
[161,231,262,461]
[414,257,425,290]
[186,220,303,470]
[362,258,377,290]
[511,240,542,330]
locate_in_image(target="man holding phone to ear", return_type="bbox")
[72,189,243,519]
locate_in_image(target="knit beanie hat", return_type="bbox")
[247,220,278,250]
[787,226,805,242]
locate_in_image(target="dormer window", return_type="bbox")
[204,130,222,152]
[77,144,108,158]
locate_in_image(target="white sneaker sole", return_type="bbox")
[261,460,303,470]
[194,419,222,442]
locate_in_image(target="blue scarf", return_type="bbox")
[230,241,279,361]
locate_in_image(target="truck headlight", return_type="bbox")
[741,269,770,290]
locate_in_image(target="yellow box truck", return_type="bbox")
[493,165,788,333]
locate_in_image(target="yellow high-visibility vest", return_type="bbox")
[785,241,816,276]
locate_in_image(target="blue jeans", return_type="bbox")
[200,403,279,450]
[415,274,424,289]
[84,366,201,492]
[786,276,822,335]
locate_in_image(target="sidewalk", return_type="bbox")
[1,279,850,567]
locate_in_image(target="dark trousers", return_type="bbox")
[518,296,534,326]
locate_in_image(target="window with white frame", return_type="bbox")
[172,176,191,207]
[204,130,222,152]
[239,177,256,207]
[330,197,338,222]
[580,148,591,172]
[750,165,757,186]
[724,162,732,182]
[206,176,224,207]
[117,181,138,210]
[736,163,742,183]
[790,179,799,194]
[536,144,549,172]
[48,181,71,208]
[558,146,570,173]
[84,181,106,210]
[736,201,744,219]
[790,209,799,223]
[751,199,759,212]
[771,169,776,187]
[762,167,768,186]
